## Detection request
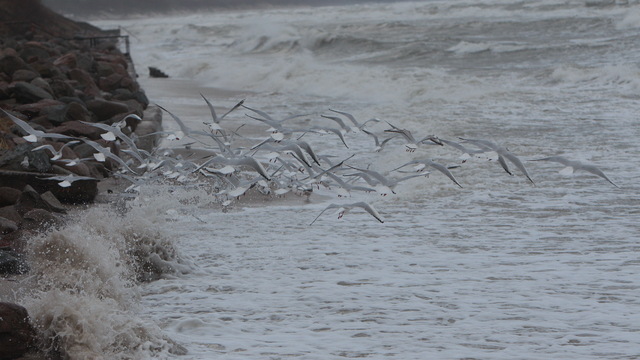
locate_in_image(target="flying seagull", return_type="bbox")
[1,108,75,143]
[529,155,618,187]
[310,201,384,225]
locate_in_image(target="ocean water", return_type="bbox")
[4,1,640,359]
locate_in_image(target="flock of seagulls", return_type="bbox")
[1,96,620,224]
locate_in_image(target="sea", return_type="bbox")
[4,1,640,359]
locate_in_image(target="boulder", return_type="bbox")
[0,142,51,173]
[40,191,66,214]
[0,302,35,358]
[0,206,21,225]
[98,73,125,92]
[20,41,54,62]
[10,81,54,103]
[67,68,100,97]
[48,78,76,98]
[14,98,64,118]
[52,52,77,70]
[22,208,62,231]
[11,69,39,82]
[30,77,54,94]
[0,187,21,207]
[0,217,17,234]
[0,81,10,100]
[0,52,33,77]
[48,120,102,139]
[86,98,129,121]
[149,66,169,78]
[45,101,92,125]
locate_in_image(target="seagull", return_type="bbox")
[309,201,384,225]
[32,140,81,160]
[194,155,271,181]
[529,155,618,187]
[392,158,463,188]
[38,174,98,188]
[201,94,245,126]
[345,165,428,195]
[328,109,381,131]
[361,129,398,152]
[155,104,212,141]
[459,138,535,185]
[323,172,376,197]
[1,108,75,143]
[320,114,352,133]
[81,139,138,174]
[79,120,145,164]
[384,121,442,151]
[440,138,487,162]
[308,126,350,149]
[200,94,244,142]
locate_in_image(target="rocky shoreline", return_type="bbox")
[0,2,163,358]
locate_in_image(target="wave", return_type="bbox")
[548,64,640,92]
[17,184,199,359]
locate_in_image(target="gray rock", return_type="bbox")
[0,53,33,76]
[11,69,39,82]
[30,76,54,94]
[0,143,51,173]
[0,302,35,357]
[0,206,21,225]
[40,191,67,214]
[11,81,53,103]
[86,98,130,122]
[22,208,62,231]
[0,217,17,234]
[15,185,50,216]
[0,187,21,207]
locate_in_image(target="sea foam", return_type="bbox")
[18,188,197,359]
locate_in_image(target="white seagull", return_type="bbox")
[392,158,463,188]
[39,174,98,188]
[529,155,618,187]
[309,201,384,225]
[32,140,81,160]
[2,108,75,143]
[459,137,535,185]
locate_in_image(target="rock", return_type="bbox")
[0,142,51,173]
[52,52,76,69]
[132,90,149,109]
[149,66,169,78]
[45,101,92,125]
[22,208,61,231]
[14,98,64,118]
[48,120,102,139]
[85,98,130,122]
[0,206,21,225]
[0,187,21,207]
[67,68,100,97]
[20,41,54,62]
[98,73,125,92]
[10,81,54,103]
[11,69,39,82]
[0,81,10,100]
[0,248,29,276]
[40,191,66,214]
[0,217,17,234]
[15,185,42,216]
[30,76,54,94]
[48,78,75,98]
[0,302,36,358]
[0,52,33,77]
